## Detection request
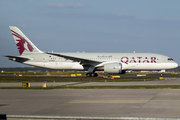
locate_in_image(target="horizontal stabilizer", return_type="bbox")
[4,55,32,61]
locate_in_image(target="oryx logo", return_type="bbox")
[11,30,34,55]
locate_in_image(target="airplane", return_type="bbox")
[4,26,178,77]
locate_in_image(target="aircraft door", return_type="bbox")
[43,56,47,62]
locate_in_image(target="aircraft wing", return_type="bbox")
[46,53,102,65]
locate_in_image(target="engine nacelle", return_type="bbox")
[104,62,125,74]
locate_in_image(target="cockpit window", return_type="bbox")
[168,58,173,61]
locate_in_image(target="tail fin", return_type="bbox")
[9,26,42,55]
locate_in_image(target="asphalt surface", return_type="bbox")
[1,78,180,118]
[1,89,180,118]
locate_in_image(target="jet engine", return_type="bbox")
[104,62,125,74]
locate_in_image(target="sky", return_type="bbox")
[0,0,180,67]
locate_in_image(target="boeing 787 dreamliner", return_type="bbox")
[4,26,178,77]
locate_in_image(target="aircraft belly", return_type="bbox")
[24,62,84,70]
[128,63,169,70]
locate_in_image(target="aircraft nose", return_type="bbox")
[174,63,178,68]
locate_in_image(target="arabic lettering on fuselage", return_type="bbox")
[97,55,112,58]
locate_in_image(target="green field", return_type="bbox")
[0,75,158,82]
[1,71,180,82]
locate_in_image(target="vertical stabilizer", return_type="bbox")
[9,26,42,55]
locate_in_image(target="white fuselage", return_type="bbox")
[21,52,178,71]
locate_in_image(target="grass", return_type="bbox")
[0,76,158,82]
[0,73,179,89]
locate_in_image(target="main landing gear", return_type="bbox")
[86,73,98,77]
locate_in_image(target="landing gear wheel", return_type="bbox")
[86,73,92,77]
[86,73,98,77]
[94,73,98,77]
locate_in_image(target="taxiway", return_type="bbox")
[1,78,180,118]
